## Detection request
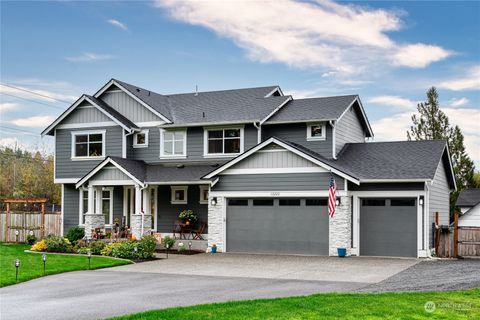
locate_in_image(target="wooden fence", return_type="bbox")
[435,212,480,258]
[0,212,62,242]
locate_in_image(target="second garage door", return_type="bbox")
[226,198,329,255]
[360,198,417,257]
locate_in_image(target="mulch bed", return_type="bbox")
[156,249,204,255]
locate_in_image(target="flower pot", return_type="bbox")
[211,246,217,253]
[337,248,346,257]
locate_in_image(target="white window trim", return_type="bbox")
[71,130,106,161]
[171,186,188,204]
[133,129,149,148]
[199,185,209,204]
[203,126,244,158]
[160,129,187,159]
[306,123,326,141]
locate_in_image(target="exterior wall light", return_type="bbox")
[419,197,424,206]
[335,198,341,206]
[210,197,217,206]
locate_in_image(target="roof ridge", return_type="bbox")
[345,139,448,146]
[292,94,358,101]
[165,85,279,96]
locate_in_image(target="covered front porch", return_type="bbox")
[75,157,212,246]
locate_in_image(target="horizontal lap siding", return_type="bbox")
[55,127,123,179]
[262,123,333,159]
[63,184,79,233]
[156,185,208,233]
[335,106,365,154]
[132,124,258,164]
[429,160,451,246]
[213,173,344,191]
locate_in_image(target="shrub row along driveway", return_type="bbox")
[0,254,418,320]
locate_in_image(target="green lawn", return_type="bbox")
[0,243,131,287]
[112,289,480,320]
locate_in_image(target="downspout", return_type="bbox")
[329,120,336,159]
[123,129,136,158]
[253,122,261,144]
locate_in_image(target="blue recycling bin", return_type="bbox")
[337,247,346,257]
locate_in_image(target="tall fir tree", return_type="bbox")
[407,87,475,214]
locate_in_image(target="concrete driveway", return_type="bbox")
[0,254,418,320]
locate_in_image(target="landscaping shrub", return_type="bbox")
[161,235,176,249]
[26,234,37,245]
[66,227,85,243]
[77,247,90,254]
[110,236,157,260]
[73,239,87,253]
[101,242,122,256]
[177,242,187,253]
[89,240,106,255]
[31,240,47,252]
[44,235,73,253]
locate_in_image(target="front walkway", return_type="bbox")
[0,254,419,320]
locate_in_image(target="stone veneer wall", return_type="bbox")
[207,196,225,251]
[84,214,105,239]
[131,214,152,239]
[328,196,352,256]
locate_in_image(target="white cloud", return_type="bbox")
[65,52,115,62]
[0,102,19,112]
[0,137,28,149]
[107,19,128,30]
[154,0,451,74]
[368,95,417,110]
[11,115,55,127]
[0,84,77,103]
[392,43,452,68]
[437,66,480,91]
[448,97,469,108]
[372,108,480,163]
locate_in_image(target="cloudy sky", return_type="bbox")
[1,1,479,165]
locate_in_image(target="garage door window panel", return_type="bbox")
[279,199,301,206]
[362,199,386,206]
[306,199,328,206]
[228,199,249,206]
[253,199,274,206]
[391,198,416,206]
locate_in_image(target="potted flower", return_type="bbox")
[211,243,217,253]
[179,209,197,225]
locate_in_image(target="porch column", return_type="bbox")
[132,185,151,239]
[85,185,105,240]
[135,185,142,215]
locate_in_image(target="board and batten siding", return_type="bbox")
[131,124,258,164]
[232,149,318,169]
[335,106,365,155]
[262,123,333,159]
[63,184,79,233]
[213,173,344,192]
[429,160,451,229]
[156,185,208,233]
[100,91,162,123]
[61,101,112,124]
[89,166,132,182]
[55,126,123,179]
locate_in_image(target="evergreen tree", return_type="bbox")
[407,87,475,214]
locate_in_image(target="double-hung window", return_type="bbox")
[205,128,243,156]
[160,130,186,158]
[71,130,106,160]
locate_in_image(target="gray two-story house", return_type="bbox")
[42,79,456,258]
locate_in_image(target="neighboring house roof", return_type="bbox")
[456,189,480,208]
[264,95,373,137]
[42,95,139,136]
[114,79,291,126]
[76,156,217,188]
[335,140,456,187]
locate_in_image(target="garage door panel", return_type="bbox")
[360,198,417,257]
[227,199,329,255]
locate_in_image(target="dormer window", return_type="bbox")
[133,130,149,148]
[307,123,326,141]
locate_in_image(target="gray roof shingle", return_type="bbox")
[114,79,289,125]
[335,140,449,181]
[456,189,480,208]
[265,95,358,123]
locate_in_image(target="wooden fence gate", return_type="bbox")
[435,212,480,258]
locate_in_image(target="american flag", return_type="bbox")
[328,176,337,218]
